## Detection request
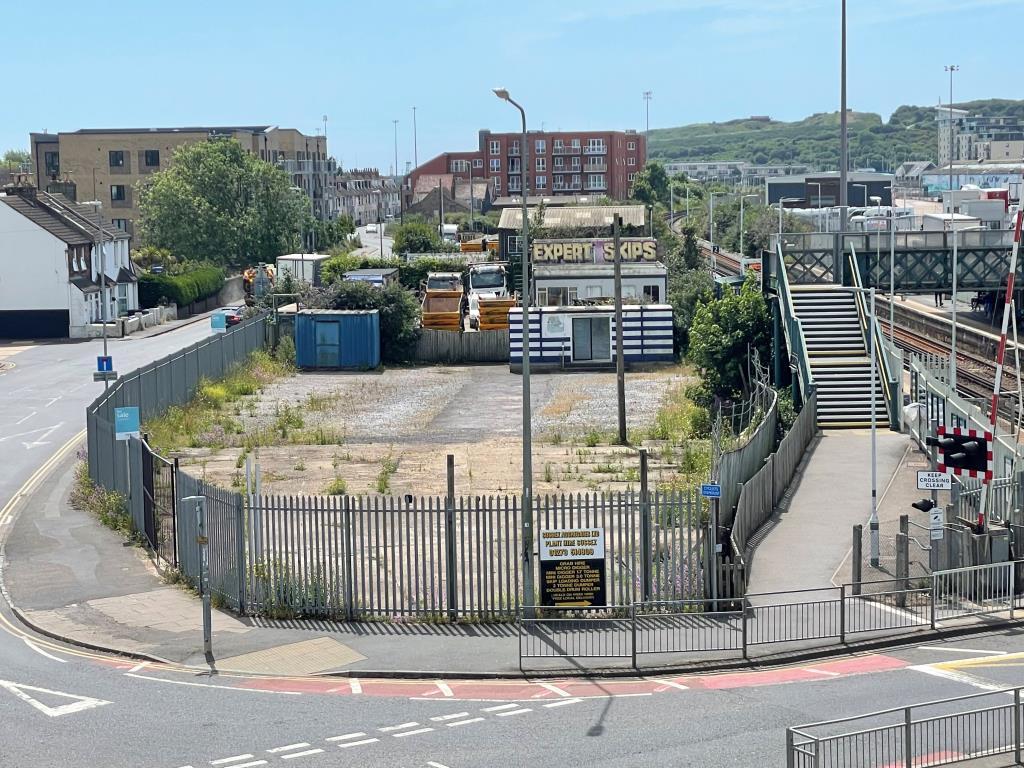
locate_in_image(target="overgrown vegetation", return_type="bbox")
[138,264,225,309]
[70,462,133,538]
[144,350,293,454]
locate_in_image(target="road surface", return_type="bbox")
[357,223,394,259]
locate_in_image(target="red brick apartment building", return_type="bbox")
[407,128,646,202]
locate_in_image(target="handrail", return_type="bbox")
[847,245,899,429]
[775,244,815,399]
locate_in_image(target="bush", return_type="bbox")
[138,265,225,309]
[323,477,348,495]
[70,462,132,537]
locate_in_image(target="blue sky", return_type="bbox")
[4,0,1018,171]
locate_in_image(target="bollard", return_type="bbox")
[852,525,863,596]
[896,532,909,609]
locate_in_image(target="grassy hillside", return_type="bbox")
[648,99,1024,170]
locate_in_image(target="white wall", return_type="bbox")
[535,274,667,303]
[0,201,74,314]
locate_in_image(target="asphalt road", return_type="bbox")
[357,224,394,259]
[1,318,1024,767]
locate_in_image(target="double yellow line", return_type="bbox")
[0,429,86,528]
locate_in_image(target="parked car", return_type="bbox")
[223,306,245,326]
[366,222,378,233]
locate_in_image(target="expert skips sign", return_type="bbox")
[539,528,606,607]
[530,238,658,264]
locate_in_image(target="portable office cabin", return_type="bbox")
[294,309,381,369]
[343,268,400,288]
[509,304,673,372]
[277,253,332,287]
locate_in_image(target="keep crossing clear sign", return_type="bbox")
[917,471,952,491]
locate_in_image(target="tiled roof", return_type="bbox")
[498,205,647,229]
[0,191,130,245]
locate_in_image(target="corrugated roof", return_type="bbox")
[498,205,647,230]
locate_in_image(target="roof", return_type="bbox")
[68,125,274,135]
[491,194,602,208]
[414,174,454,196]
[69,275,101,293]
[926,162,1024,175]
[344,268,399,277]
[0,191,130,245]
[768,171,895,184]
[297,309,379,316]
[278,253,332,262]
[535,263,667,278]
[498,205,647,230]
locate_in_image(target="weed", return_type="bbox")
[235,451,247,469]
[376,449,398,494]
[69,462,132,538]
[549,430,563,446]
[594,462,623,474]
[622,467,640,482]
[294,458,306,471]
[231,469,243,488]
[324,477,348,495]
[543,463,554,483]
[584,430,602,448]
[306,391,338,412]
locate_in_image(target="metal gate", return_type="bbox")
[141,441,178,567]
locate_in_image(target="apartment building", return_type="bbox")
[663,161,811,184]
[334,168,400,225]
[30,126,334,235]
[936,107,1024,165]
[406,128,645,203]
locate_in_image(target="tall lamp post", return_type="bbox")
[777,197,801,238]
[739,193,758,259]
[493,87,535,614]
[945,65,959,208]
[853,183,868,207]
[81,200,111,391]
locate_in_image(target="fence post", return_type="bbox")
[639,450,651,603]
[445,455,458,622]
[930,572,937,630]
[344,496,355,622]
[785,729,796,768]
[1014,687,1021,766]
[840,584,846,644]
[741,596,749,660]
[852,525,863,596]
[896,532,909,609]
[630,604,637,671]
[235,493,246,614]
[904,706,913,768]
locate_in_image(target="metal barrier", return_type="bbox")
[787,687,1024,768]
[519,606,636,665]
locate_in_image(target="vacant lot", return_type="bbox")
[170,363,710,498]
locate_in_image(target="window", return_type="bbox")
[628,172,638,182]
[553,174,564,189]
[536,175,547,189]
[489,140,500,155]
[509,158,521,173]
[572,316,611,362]
[627,157,636,166]
[570,157,581,170]
[585,138,606,154]
[643,284,661,302]
[536,287,548,306]
[110,184,126,202]
[571,139,581,150]
[508,235,522,254]
[535,139,546,155]
[490,158,501,173]
[144,149,160,167]
[542,287,578,306]
[493,177,501,192]
[571,174,581,188]
[535,157,546,172]
[553,139,564,152]
[116,283,129,316]
[109,150,125,168]
[509,140,520,156]
[628,141,636,151]
[44,151,59,177]
[111,218,129,231]
[587,174,606,190]
[554,157,564,169]
[473,158,483,168]
[451,159,471,172]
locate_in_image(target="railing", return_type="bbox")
[775,244,815,405]
[519,560,1020,670]
[787,687,1024,768]
[847,246,901,430]
[584,182,607,191]
[553,145,582,155]
[583,162,608,173]
[717,382,779,529]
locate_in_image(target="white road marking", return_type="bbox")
[215,763,265,768]
[481,703,519,712]
[910,664,1006,692]
[917,646,1008,656]
[0,679,110,717]
[427,762,451,767]
[325,733,366,743]
[210,755,255,765]
[543,698,583,708]
[379,722,420,732]
[15,411,35,425]
[127,661,150,673]
[446,717,484,727]
[411,692,654,704]
[430,712,470,721]
[266,744,310,753]
[338,738,379,748]
[393,727,434,737]
[435,680,454,697]
[648,678,689,691]
[350,678,362,695]
[281,749,324,759]
[22,638,67,663]
[495,708,532,717]
[537,682,571,697]
[804,668,841,677]
[124,673,300,695]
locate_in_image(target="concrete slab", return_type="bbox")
[215,637,365,675]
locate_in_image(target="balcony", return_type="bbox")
[583,162,607,173]
[584,182,607,191]
[553,145,582,155]
[584,145,607,155]
[508,146,520,156]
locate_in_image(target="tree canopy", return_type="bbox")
[3,149,29,170]
[391,217,443,255]
[137,138,310,266]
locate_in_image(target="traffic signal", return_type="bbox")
[911,498,936,513]
[926,426,993,479]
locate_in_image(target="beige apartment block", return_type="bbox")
[31,126,333,236]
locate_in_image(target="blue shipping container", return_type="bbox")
[294,310,381,370]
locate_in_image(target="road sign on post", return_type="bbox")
[113,406,140,441]
[700,483,722,499]
[96,355,113,372]
[917,471,952,491]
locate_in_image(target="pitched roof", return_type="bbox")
[0,191,130,244]
[498,205,647,230]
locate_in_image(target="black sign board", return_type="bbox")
[539,528,606,608]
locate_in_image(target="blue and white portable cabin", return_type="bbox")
[294,309,381,370]
[509,304,674,371]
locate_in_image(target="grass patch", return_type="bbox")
[70,461,133,539]
[306,391,339,412]
[376,449,398,494]
[324,477,348,495]
[145,350,293,454]
[648,383,712,443]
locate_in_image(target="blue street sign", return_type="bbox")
[114,406,140,441]
[211,312,227,333]
[97,355,113,372]
[700,483,722,499]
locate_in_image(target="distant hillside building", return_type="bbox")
[936,107,1024,165]
[664,161,810,185]
[405,128,645,205]
[766,171,894,207]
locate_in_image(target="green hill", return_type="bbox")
[648,99,1024,170]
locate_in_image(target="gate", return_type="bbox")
[141,440,178,567]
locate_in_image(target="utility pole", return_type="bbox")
[643,91,652,139]
[945,65,959,208]
[839,0,849,232]
[613,214,626,445]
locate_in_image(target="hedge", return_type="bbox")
[138,266,225,309]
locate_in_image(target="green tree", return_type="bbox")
[629,161,670,205]
[138,138,309,267]
[2,149,29,169]
[392,217,442,255]
[687,274,770,398]
[668,267,714,352]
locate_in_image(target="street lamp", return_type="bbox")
[81,200,111,391]
[739,193,758,259]
[846,284,880,567]
[494,86,535,614]
[853,183,868,207]
[777,197,802,238]
[945,65,959,206]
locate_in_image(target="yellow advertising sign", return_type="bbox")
[530,238,658,264]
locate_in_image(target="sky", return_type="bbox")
[3,0,1019,171]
